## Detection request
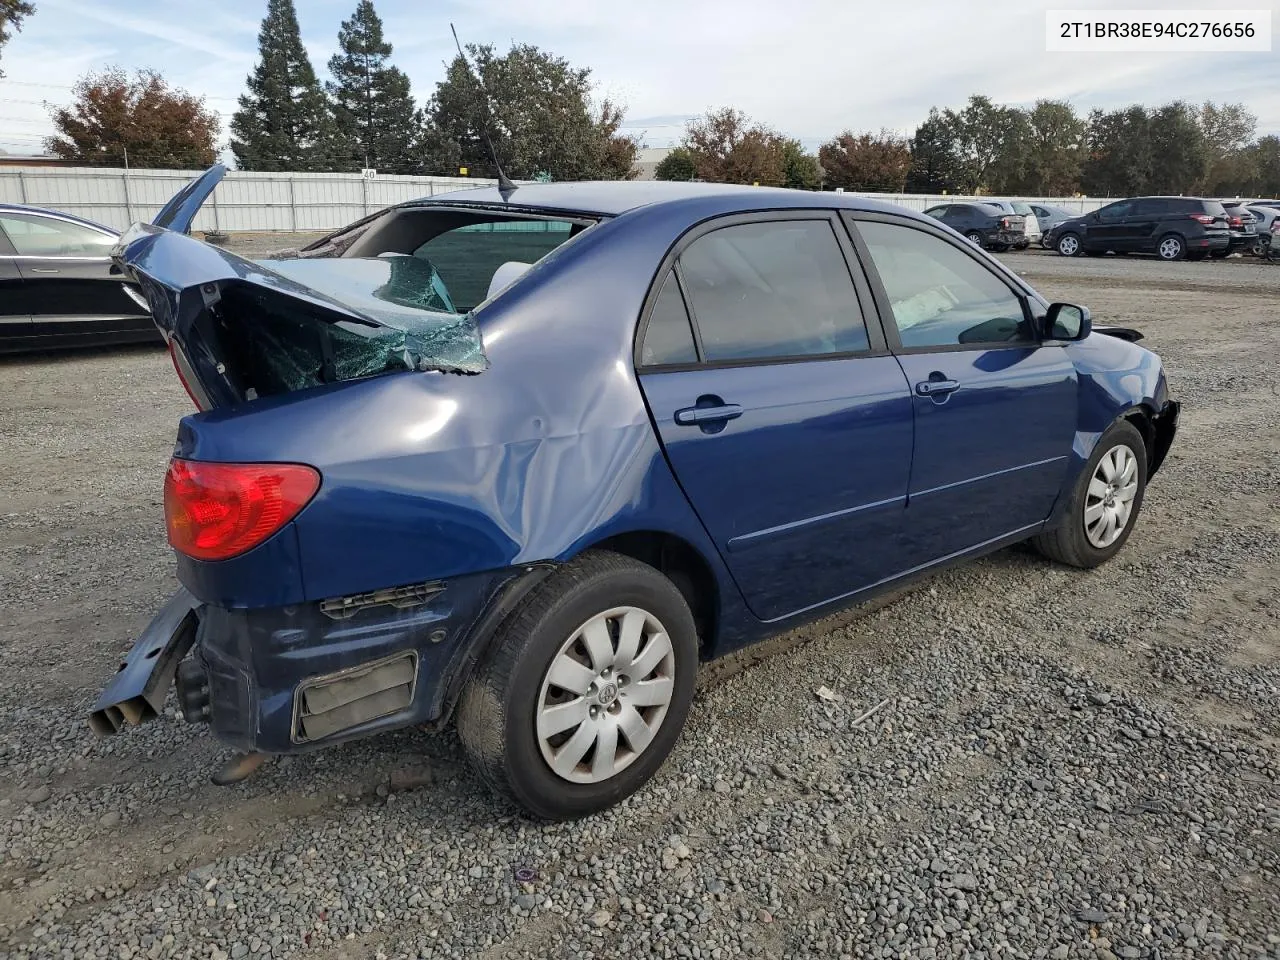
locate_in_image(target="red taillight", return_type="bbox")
[1228,215,1243,227]
[164,459,320,561]
[1000,217,1010,229]
[1190,214,1215,225]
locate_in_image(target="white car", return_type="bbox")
[980,200,1042,247]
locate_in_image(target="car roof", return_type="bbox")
[417,180,910,218]
[0,202,119,235]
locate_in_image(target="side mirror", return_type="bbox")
[1042,303,1091,341]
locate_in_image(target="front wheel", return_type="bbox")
[1056,232,1082,257]
[456,551,698,820]
[1033,420,1147,569]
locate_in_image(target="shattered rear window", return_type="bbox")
[208,255,487,399]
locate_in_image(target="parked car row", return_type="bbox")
[1045,196,1280,261]
[921,202,1038,251]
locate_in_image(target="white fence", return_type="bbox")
[843,192,1108,216]
[0,166,504,233]
[0,164,1109,233]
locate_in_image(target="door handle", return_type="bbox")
[915,378,960,397]
[29,268,59,274]
[674,403,743,426]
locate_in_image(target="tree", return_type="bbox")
[0,0,33,77]
[655,146,696,181]
[782,139,821,190]
[1243,135,1280,196]
[325,0,421,173]
[946,95,1028,194]
[1146,101,1207,194]
[426,43,636,180]
[905,108,962,193]
[45,67,218,168]
[819,130,911,192]
[231,0,332,171]
[1081,106,1153,197]
[1198,102,1256,194]
[1017,100,1086,195]
[682,107,786,185]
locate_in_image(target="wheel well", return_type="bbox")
[1123,408,1156,468]
[591,532,717,652]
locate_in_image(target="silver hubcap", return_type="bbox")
[536,606,675,784]
[966,233,982,245]
[1084,445,1139,548]
[1059,236,1078,255]
[1159,238,1181,259]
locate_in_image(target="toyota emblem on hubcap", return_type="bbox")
[597,683,618,706]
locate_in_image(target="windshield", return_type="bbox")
[1010,202,1034,216]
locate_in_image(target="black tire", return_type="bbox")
[1033,420,1148,569]
[456,550,698,820]
[1156,233,1186,261]
[1248,238,1267,257]
[1056,232,1083,257]
[965,231,985,247]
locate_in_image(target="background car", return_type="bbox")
[1028,203,1077,246]
[980,200,1041,247]
[1219,201,1259,257]
[95,166,1179,820]
[1048,197,1229,261]
[1246,205,1279,256]
[0,204,155,353]
[921,202,1026,251]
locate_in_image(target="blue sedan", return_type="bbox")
[92,167,1179,819]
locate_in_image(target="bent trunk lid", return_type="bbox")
[116,166,487,409]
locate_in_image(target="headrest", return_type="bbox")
[486,261,533,301]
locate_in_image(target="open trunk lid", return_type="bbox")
[116,165,487,409]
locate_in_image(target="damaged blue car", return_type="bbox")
[91,166,1179,819]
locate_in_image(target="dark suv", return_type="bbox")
[1220,202,1259,257]
[1047,197,1229,261]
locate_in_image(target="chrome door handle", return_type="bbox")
[915,379,960,397]
[674,403,743,426]
[29,268,60,274]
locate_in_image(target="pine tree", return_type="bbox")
[231,0,332,171]
[325,0,422,173]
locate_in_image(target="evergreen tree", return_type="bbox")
[231,0,332,171]
[325,0,421,173]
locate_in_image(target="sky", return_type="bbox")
[0,0,1277,160]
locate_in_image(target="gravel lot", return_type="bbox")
[1,247,1278,960]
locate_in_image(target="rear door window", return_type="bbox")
[677,219,871,362]
[1134,199,1170,215]
[639,273,698,366]
[413,219,575,312]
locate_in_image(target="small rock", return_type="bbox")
[1088,691,1113,706]
[1051,947,1070,960]
[1078,907,1108,923]
[100,811,121,829]
[770,763,791,779]
[27,786,51,805]
[706,879,726,895]
[757,909,773,923]
[1116,947,1142,959]
[514,894,536,911]
[930,859,949,874]
[712,780,731,795]
[590,909,612,928]
[950,873,978,892]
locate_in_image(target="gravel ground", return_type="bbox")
[1,245,1278,959]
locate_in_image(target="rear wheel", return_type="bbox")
[1056,232,1082,257]
[456,551,698,820]
[1248,238,1268,257]
[965,231,985,247]
[1034,420,1147,569]
[1157,233,1186,261]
